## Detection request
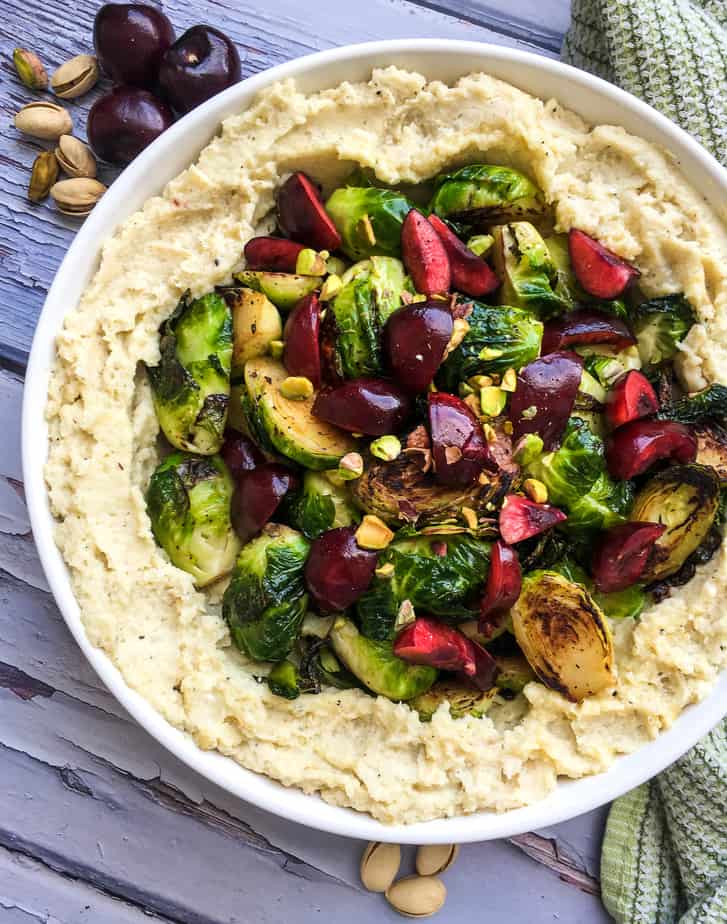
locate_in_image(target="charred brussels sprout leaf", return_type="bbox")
[299,639,362,691]
[550,558,646,621]
[567,473,633,533]
[429,164,544,225]
[410,680,498,721]
[329,617,437,700]
[147,292,232,454]
[322,257,410,379]
[658,384,727,426]
[222,524,310,661]
[632,294,696,366]
[356,533,492,640]
[693,423,727,482]
[492,223,571,319]
[147,452,240,587]
[438,301,543,387]
[630,464,719,582]
[285,471,360,539]
[267,660,302,699]
[512,570,615,702]
[325,187,414,261]
[492,653,537,693]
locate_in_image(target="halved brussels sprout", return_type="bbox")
[550,558,646,621]
[350,451,507,526]
[428,164,544,225]
[233,271,322,310]
[228,288,282,378]
[658,384,727,427]
[222,524,310,662]
[147,291,232,454]
[329,617,437,700]
[582,347,643,388]
[438,300,543,387]
[242,357,356,469]
[512,570,615,702]
[492,653,536,693]
[356,533,492,640]
[629,464,720,582]
[492,222,569,319]
[325,187,414,261]
[322,256,410,379]
[410,679,498,721]
[285,471,360,539]
[632,294,696,366]
[146,452,240,587]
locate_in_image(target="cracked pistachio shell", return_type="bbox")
[50,177,107,217]
[415,844,459,877]
[55,135,97,179]
[12,48,48,89]
[385,876,447,918]
[28,151,59,203]
[360,842,401,893]
[15,101,72,140]
[51,54,99,99]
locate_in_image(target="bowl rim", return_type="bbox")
[22,38,727,844]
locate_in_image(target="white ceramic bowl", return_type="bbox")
[23,40,727,844]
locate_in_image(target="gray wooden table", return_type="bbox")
[0,1,616,921]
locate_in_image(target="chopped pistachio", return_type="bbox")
[320,273,343,301]
[466,233,494,257]
[337,451,364,480]
[444,446,463,465]
[411,293,427,303]
[295,248,327,276]
[524,478,548,504]
[478,471,491,486]
[375,562,395,580]
[443,318,470,359]
[469,374,493,389]
[279,376,314,400]
[463,394,482,416]
[500,368,517,392]
[394,599,416,632]
[480,386,506,417]
[326,254,347,276]
[478,346,504,361]
[521,405,538,420]
[458,381,475,398]
[461,507,478,530]
[513,433,544,465]
[359,214,376,247]
[269,339,284,359]
[503,420,514,434]
[355,514,394,550]
[483,423,497,443]
[370,435,401,462]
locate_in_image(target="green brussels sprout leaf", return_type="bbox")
[632,294,696,366]
[325,187,415,260]
[429,164,544,225]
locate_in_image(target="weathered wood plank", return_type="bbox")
[0,0,562,369]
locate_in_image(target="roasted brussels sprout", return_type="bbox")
[409,679,498,721]
[328,617,437,700]
[147,452,240,587]
[567,473,634,533]
[438,301,543,387]
[629,464,720,582]
[300,640,362,691]
[286,471,360,539]
[511,570,615,702]
[350,450,508,526]
[242,357,356,469]
[228,288,282,378]
[658,384,727,426]
[322,257,410,379]
[428,164,544,225]
[325,187,414,261]
[632,294,696,366]
[147,291,232,454]
[550,558,646,621]
[584,347,643,388]
[356,533,492,640]
[222,524,310,661]
[492,222,570,319]
[492,653,537,693]
[233,271,322,311]
[267,660,302,699]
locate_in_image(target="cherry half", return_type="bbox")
[277,173,342,252]
[394,618,499,690]
[313,378,412,436]
[401,209,451,296]
[283,294,321,389]
[541,308,636,354]
[244,236,305,273]
[508,351,583,451]
[605,419,697,479]
[231,464,297,545]
[428,391,494,486]
[568,229,640,300]
[384,301,453,393]
[499,494,567,544]
[479,540,522,623]
[159,25,242,114]
[605,370,659,429]
[305,527,377,612]
[428,214,499,297]
[591,521,667,593]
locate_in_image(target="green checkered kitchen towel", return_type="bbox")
[563,2,727,921]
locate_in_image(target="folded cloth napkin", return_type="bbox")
[562,0,726,167]
[563,3,726,921]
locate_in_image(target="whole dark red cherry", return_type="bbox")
[158,25,242,114]
[88,87,174,164]
[94,3,175,88]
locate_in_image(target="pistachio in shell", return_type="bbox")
[360,841,401,893]
[28,151,59,203]
[50,177,107,218]
[50,54,99,99]
[14,101,72,141]
[415,844,459,877]
[12,48,48,89]
[385,875,447,918]
[55,135,97,179]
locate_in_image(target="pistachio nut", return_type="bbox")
[28,151,59,203]
[385,875,447,918]
[50,54,99,99]
[15,101,72,141]
[415,844,460,877]
[355,514,394,551]
[12,48,48,90]
[359,842,401,893]
[55,135,97,179]
[50,177,107,217]
[336,452,364,481]
[279,376,314,401]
